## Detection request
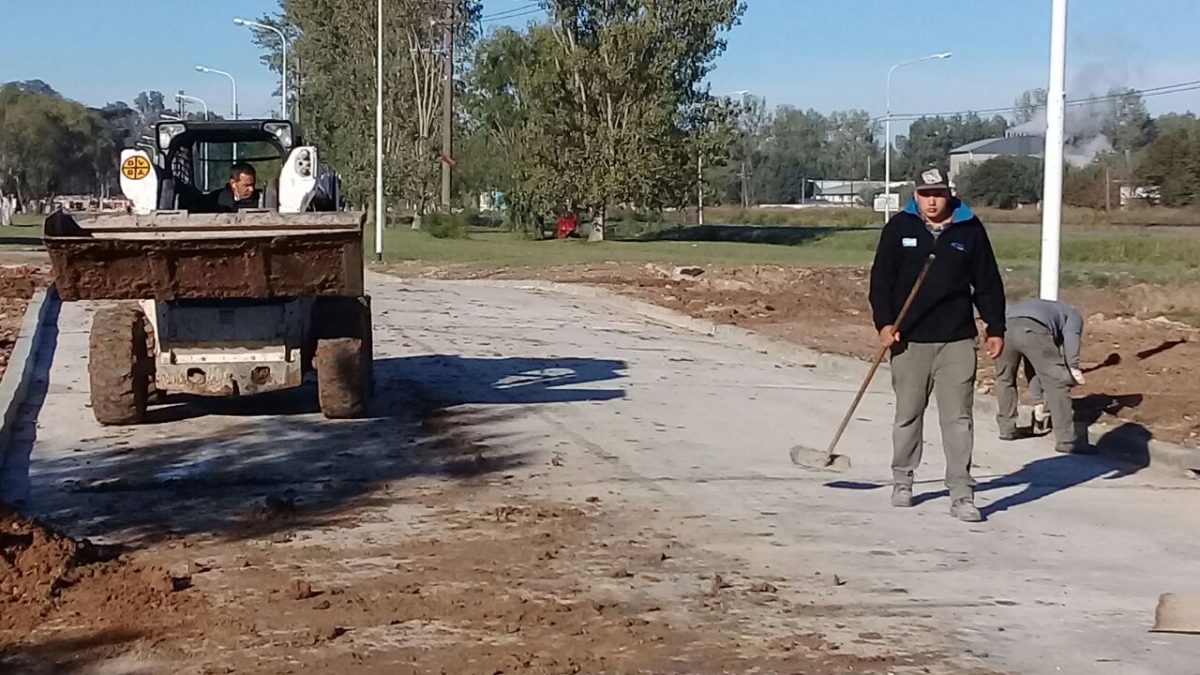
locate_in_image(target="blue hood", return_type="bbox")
[903,196,976,225]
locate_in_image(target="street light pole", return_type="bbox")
[196,65,238,159]
[234,18,288,120]
[375,0,385,262]
[440,2,455,210]
[884,52,952,222]
[176,92,211,190]
[1040,0,1069,301]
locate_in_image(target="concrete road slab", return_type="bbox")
[4,273,1198,674]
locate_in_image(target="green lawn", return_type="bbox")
[370,224,1200,289]
[0,216,44,249]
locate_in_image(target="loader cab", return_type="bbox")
[127,119,340,215]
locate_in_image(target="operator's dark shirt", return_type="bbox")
[209,186,258,212]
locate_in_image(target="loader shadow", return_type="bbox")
[9,350,628,548]
[143,354,628,423]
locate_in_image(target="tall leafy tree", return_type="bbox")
[955,155,1042,209]
[1135,114,1200,207]
[1103,87,1154,156]
[1013,88,1047,126]
[0,83,121,203]
[250,0,481,215]
[511,0,746,239]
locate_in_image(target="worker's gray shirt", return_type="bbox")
[1006,298,1083,369]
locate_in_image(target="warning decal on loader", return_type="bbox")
[121,155,151,180]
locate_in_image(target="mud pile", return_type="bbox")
[0,265,50,300]
[0,504,193,641]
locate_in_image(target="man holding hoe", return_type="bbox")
[869,166,1007,522]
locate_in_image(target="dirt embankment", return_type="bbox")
[395,261,1200,449]
[0,265,50,382]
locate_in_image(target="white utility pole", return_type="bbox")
[1040,0,1069,301]
[375,0,385,262]
[884,52,952,222]
[234,18,289,120]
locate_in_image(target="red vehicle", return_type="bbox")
[556,212,578,239]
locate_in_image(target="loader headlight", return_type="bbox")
[157,123,186,150]
[264,122,294,149]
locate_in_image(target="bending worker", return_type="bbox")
[994,298,1091,454]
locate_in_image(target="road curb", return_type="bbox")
[0,284,58,469]
[482,278,1200,476]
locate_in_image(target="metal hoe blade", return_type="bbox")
[789,445,851,472]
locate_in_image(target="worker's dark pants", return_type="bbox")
[995,317,1079,452]
[890,339,977,501]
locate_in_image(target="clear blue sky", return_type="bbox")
[4,0,1199,124]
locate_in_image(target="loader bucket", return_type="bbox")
[44,210,366,301]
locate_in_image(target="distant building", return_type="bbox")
[811,180,907,206]
[949,132,1105,188]
[948,135,1045,187]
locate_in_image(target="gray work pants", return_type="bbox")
[890,338,978,500]
[995,316,1078,452]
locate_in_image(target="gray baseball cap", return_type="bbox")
[914,165,950,192]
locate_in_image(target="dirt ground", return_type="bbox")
[391,261,1200,450]
[1,475,946,675]
[0,265,49,382]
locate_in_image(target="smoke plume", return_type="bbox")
[1009,63,1125,166]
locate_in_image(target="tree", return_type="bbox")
[1135,114,1200,207]
[825,110,881,181]
[252,0,482,216]
[464,0,745,239]
[752,106,827,204]
[1103,87,1154,156]
[0,83,117,203]
[956,155,1043,209]
[895,113,1009,177]
[1014,88,1047,126]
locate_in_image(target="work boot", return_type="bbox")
[998,428,1027,441]
[950,497,983,522]
[1032,404,1052,435]
[1057,441,1097,455]
[890,484,914,508]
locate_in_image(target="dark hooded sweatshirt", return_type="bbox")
[869,196,1006,344]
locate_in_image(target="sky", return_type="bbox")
[4,0,1200,129]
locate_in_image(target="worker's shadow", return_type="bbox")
[909,421,1152,518]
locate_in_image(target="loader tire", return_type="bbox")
[315,337,369,419]
[88,305,150,426]
[311,295,374,397]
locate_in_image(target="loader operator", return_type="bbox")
[994,298,1091,455]
[208,163,259,212]
[869,165,1007,523]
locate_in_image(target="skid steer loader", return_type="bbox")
[43,119,373,424]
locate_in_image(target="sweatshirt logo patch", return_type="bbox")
[901,237,918,248]
[950,242,966,252]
